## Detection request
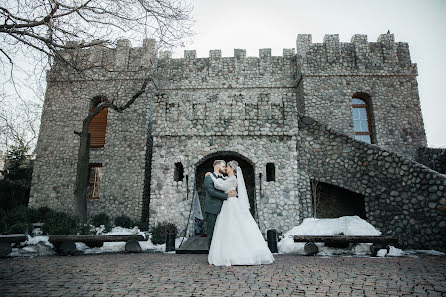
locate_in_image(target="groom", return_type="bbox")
[204,160,237,249]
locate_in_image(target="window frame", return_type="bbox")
[88,163,103,200]
[88,97,108,149]
[351,96,374,144]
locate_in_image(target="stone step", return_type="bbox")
[176,236,209,254]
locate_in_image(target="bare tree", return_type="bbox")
[1,0,194,220]
[1,0,192,66]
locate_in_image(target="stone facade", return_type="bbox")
[296,34,426,158]
[416,147,446,174]
[29,34,446,251]
[297,117,446,251]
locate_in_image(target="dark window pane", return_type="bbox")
[174,162,184,181]
[266,163,275,182]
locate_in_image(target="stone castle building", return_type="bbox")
[29,34,446,251]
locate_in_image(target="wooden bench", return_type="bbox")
[48,234,147,246]
[0,234,148,256]
[48,234,148,254]
[0,234,27,244]
[0,234,28,257]
[292,235,399,256]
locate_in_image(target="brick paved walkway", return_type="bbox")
[1,253,445,296]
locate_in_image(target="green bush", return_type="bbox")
[76,222,97,235]
[114,215,133,228]
[25,207,41,223]
[103,223,113,233]
[150,221,177,245]
[91,212,110,227]
[41,212,79,235]
[1,205,95,236]
[0,208,8,234]
[36,207,54,221]
[133,220,149,231]
[5,205,29,226]
[7,222,31,234]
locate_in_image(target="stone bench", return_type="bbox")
[0,234,28,257]
[292,235,399,256]
[48,234,148,255]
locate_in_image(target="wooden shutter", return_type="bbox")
[88,108,108,148]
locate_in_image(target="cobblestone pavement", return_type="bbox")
[1,253,445,297]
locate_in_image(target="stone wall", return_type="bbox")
[147,49,305,235]
[296,115,446,251]
[416,147,446,174]
[296,34,426,158]
[150,136,300,236]
[29,40,156,222]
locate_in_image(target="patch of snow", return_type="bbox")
[387,246,404,257]
[415,250,445,256]
[353,243,373,255]
[25,235,54,248]
[377,249,388,257]
[8,235,56,257]
[278,216,381,255]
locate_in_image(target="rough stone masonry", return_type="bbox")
[29,34,446,251]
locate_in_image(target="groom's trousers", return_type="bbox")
[205,212,218,249]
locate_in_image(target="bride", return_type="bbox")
[206,160,274,266]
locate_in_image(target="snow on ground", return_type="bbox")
[6,218,445,257]
[7,226,186,257]
[277,216,444,257]
[278,216,381,255]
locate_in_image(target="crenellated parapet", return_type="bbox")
[49,39,158,80]
[49,40,297,89]
[155,48,297,89]
[296,33,417,76]
[49,34,417,83]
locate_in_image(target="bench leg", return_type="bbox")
[304,242,319,256]
[0,243,12,257]
[370,244,389,257]
[55,240,78,256]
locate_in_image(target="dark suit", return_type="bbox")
[204,173,228,249]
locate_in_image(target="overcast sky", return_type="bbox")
[173,0,446,147]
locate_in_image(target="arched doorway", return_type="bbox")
[195,152,256,219]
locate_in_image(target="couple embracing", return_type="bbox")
[204,160,274,266]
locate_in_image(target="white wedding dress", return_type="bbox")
[208,167,275,266]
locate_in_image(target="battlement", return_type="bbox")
[54,38,296,70]
[50,40,298,89]
[49,33,417,84]
[296,33,417,76]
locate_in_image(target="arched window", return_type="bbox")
[88,98,108,148]
[351,94,373,144]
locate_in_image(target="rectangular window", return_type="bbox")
[266,163,275,182]
[174,162,184,181]
[352,97,374,144]
[88,164,102,199]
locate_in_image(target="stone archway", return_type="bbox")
[195,152,256,219]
